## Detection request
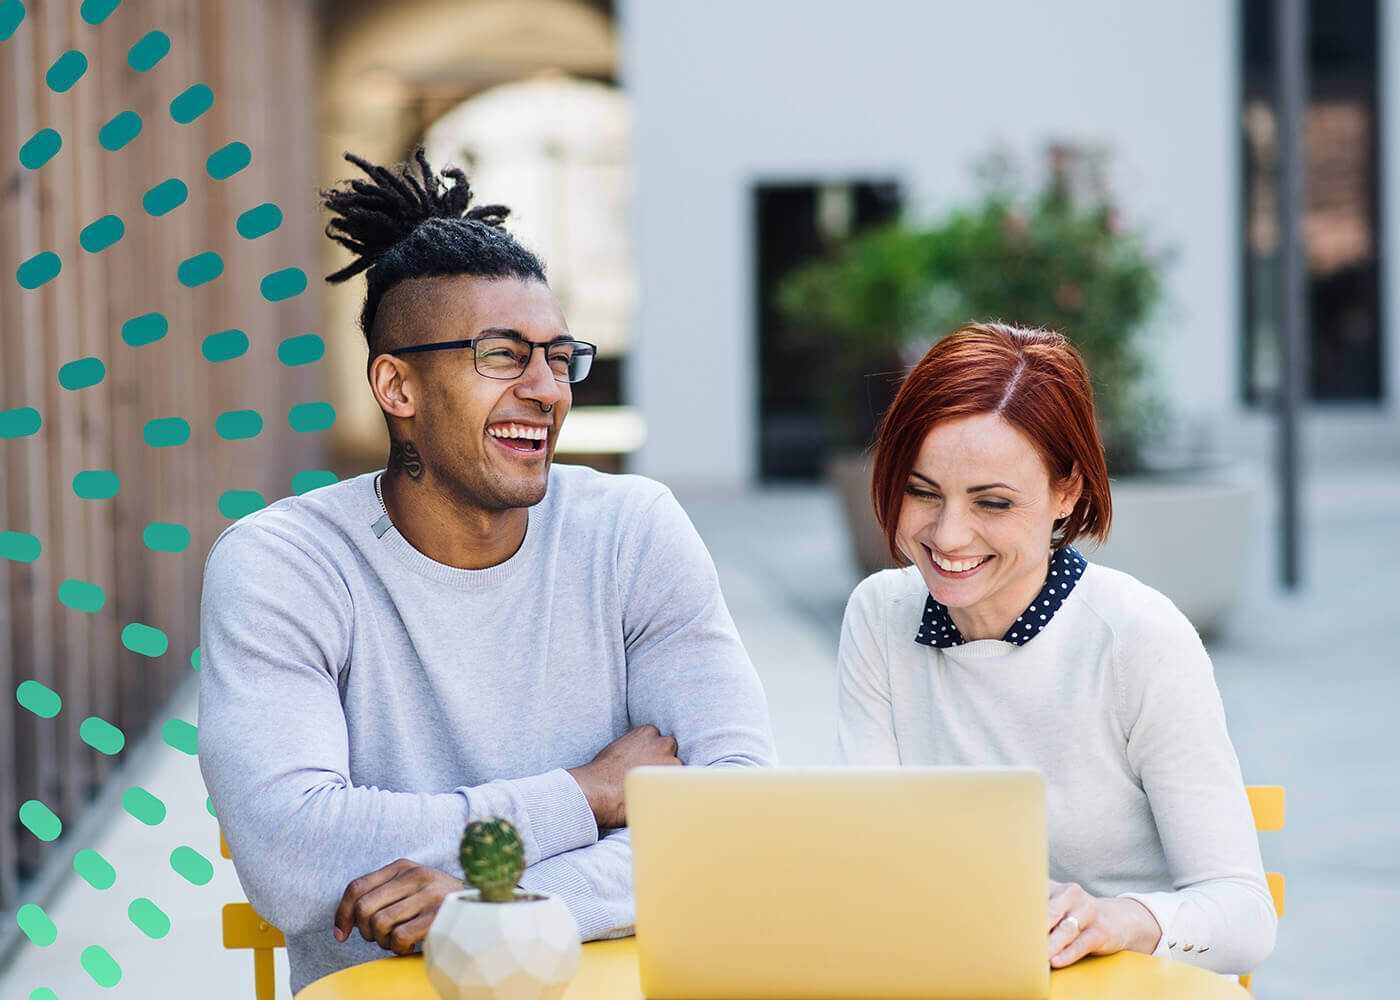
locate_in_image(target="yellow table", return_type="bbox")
[296,937,1248,998]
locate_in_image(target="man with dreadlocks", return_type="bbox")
[198,150,776,993]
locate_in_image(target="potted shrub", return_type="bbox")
[425,817,582,1000]
[777,146,1256,634]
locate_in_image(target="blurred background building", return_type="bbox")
[624,0,1396,488]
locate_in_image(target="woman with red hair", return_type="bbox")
[837,322,1275,975]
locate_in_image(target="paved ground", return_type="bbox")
[3,463,1396,998]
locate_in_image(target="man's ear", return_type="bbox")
[369,354,416,419]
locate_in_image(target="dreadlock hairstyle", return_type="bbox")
[321,148,546,348]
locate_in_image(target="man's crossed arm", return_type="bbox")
[333,724,679,954]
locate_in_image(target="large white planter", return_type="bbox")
[827,451,894,577]
[1081,469,1261,637]
[424,889,582,1000]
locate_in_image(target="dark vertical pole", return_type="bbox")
[1277,0,1307,587]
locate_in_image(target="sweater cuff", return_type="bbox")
[519,857,623,940]
[507,768,598,862]
[1118,890,1180,957]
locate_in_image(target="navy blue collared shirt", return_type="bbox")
[915,545,1088,648]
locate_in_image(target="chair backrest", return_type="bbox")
[1239,785,1285,993]
[1244,785,1285,917]
[219,831,286,1000]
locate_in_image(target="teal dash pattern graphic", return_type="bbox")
[58,579,107,612]
[45,50,88,93]
[206,140,251,178]
[72,470,121,499]
[121,623,169,657]
[19,128,61,169]
[74,849,117,890]
[58,357,106,389]
[6,7,336,993]
[122,787,166,826]
[203,328,249,362]
[121,311,168,346]
[1,407,42,438]
[98,110,142,151]
[19,800,62,841]
[143,178,187,216]
[143,522,191,552]
[279,333,325,366]
[16,252,61,289]
[128,30,170,72]
[16,680,61,719]
[142,417,190,447]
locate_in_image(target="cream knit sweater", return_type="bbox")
[836,561,1276,975]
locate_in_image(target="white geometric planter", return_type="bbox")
[424,889,581,1000]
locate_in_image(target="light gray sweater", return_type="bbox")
[837,562,1276,975]
[198,465,776,994]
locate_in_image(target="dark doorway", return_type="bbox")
[755,181,901,480]
[1243,0,1383,402]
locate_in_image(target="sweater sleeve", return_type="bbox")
[1112,596,1277,975]
[518,828,638,940]
[514,487,775,940]
[617,488,777,770]
[197,524,598,938]
[836,573,903,765]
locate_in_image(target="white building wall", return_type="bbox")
[620,0,1244,488]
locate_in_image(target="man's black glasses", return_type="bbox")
[389,334,596,384]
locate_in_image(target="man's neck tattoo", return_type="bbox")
[389,439,424,480]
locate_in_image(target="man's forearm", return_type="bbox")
[205,760,598,936]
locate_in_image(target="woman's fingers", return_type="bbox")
[1045,880,1082,932]
[1051,918,1109,968]
[1046,886,1098,962]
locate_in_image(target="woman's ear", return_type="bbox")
[1057,465,1085,519]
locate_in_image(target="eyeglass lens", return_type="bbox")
[474,336,594,383]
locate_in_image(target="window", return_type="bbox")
[1242,0,1382,402]
[754,181,901,480]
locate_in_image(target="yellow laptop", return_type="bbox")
[626,767,1048,1000]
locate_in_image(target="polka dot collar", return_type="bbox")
[914,546,1088,648]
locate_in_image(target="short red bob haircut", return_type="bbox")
[871,321,1112,563]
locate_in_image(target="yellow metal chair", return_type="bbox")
[1239,785,1285,993]
[220,831,287,1000]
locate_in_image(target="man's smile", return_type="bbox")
[486,420,550,455]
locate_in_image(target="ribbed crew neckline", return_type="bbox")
[362,470,536,589]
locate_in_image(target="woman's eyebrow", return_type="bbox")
[909,471,1019,493]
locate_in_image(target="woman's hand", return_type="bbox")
[1046,880,1163,968]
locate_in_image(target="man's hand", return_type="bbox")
[567,724,682,829]
[333,859,463,954]
[1046,880,1163,968]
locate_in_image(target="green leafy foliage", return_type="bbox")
[777,149,1167,470]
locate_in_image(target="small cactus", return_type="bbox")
[459,817,525,903]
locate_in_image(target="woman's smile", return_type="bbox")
[897,412,1079,640]
[925,545,994,576]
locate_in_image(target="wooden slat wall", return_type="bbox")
[0,0,322,915]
